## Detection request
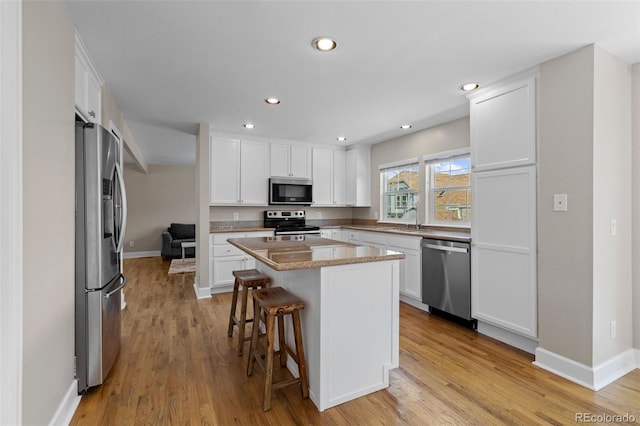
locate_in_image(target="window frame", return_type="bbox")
[423,148,471,227]
[378,159,420,224]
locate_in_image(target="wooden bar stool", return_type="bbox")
[247,287,309,411]
[227,269,271,356]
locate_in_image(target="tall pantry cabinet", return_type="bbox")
[468,70,538,344]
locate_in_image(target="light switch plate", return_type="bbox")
[553,194,568,212]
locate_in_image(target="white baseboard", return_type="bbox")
[123,250,160,259]
[193,281,211,299]
[399,294,430,312]
[534,347,638,391]
[49,380,81,426]
[477,321,538,354]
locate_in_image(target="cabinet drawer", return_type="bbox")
[386,235,421,251]
[213,244,243,257]
[212,232,246,244]
[360,231,387,246]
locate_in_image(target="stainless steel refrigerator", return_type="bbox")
[75,120,127,394]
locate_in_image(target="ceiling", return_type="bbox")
[66,1,640,166]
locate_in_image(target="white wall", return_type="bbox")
[538,46,595,366]
[22,1,76,424]
[632,62,640,350]
[591,46,632,365]
[353,117,470,223]
[123,164,197,253]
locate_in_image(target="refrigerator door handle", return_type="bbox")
[105,274,127,298]
[114,161,128,254]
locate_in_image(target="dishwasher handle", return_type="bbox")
[422,243,469,253]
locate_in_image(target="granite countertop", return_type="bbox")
[210,226,275,233]
[342,225,471,242]
[227,235,405,271]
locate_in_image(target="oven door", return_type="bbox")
[269,178,313,205]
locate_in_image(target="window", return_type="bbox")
[426,154,471,225]
[380,162,419,223]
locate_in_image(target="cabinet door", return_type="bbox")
[210,138,240,204]
[312,148,333,205]
[290,145,311,178]
[346,148,371,206]
[240,141,268,205]
[212,256,245,287]
[86,72,102,123]
[269,143,290,177]
[333,150,346,205]
[393,248,421,300]
[471,166,537,338]
[470,77,536,171]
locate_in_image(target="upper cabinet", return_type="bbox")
[312,148,346,206]
[469,76,536,172]
[75,33,103,124]
[270,143,311,178]
[210,138,268,206]
[346,146,371,207]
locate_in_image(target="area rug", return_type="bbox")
[168,258,196,275]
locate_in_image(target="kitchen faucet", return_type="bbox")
[401,199,421,230]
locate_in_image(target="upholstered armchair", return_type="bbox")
[161,223,196,259]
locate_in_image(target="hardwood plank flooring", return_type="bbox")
[70,257,640,425]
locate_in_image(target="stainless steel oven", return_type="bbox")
[264,210,320,235]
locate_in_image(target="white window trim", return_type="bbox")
[379,160,420,224]
[424,149,471,227]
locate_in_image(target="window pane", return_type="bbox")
[433,170,450,188]
[428,155,471,224]
[449,189,467,206]
[434,206,451,221]
[433,189,449,206]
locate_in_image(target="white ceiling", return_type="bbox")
[66,1,640,165]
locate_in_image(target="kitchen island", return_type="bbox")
[227,235,404,411]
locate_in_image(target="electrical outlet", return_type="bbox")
[611,219,617,236]
[610,320,617,339]
[233,212,239,221]
[129,241,134,247]
[317,211,322,219]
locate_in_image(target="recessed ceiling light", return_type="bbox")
[243,123,255,129]
[400,124,412,129]
[312,37,337,52]
[459,82,480,92]
[337,136,347,142]
[265,97,280,105]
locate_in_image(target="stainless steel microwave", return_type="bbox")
[269,177,313,205]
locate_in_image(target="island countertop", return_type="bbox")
[227,235,405,271]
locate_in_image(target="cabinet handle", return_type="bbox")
[88,110,96,118]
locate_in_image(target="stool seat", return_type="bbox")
[247,287,309,411]
[227,269,271,356]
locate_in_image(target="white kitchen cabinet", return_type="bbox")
[387,235,422,301]
[210,231,273,293]
[470,76,536,172]
[210,138,268,205]
[357,231,422,300]
[346,147,371,207]
[270,143,311,178]
[468,70,538,340]
[320,228,345,242]
[471,166,537,338]
[75,34,102,124]
[312,148,346,206]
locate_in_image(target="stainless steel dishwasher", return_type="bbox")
[421,238,472,322]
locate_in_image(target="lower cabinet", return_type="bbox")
[210,231,273,292]
[358,231,422,300]
[319,228,345,241]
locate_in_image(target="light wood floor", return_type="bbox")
[71,257,640,425]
